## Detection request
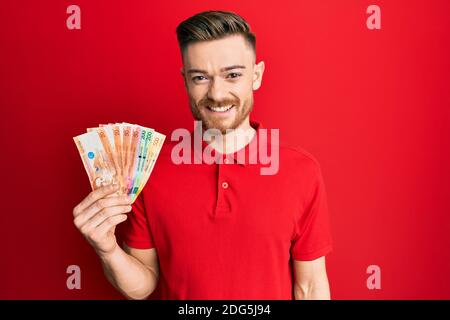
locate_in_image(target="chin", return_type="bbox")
[208,119,237,132]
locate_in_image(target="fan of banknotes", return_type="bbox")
[73,123,166,203]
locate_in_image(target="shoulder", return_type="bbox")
[278,140,322,176]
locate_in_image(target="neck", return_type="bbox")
[205,117,256,154]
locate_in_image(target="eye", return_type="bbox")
[192,75,208,82]
[227,72,242,79]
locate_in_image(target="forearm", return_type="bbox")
[294,278,331,300]
[99,244,158,300]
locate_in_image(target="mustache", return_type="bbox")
[197,97,240,108]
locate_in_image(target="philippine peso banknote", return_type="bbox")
[74,123,165,203]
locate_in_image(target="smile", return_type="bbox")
[206,105,235,113]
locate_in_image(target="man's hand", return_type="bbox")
[72,184,158,299]
[72,184,132,257]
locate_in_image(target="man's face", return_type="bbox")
[181,34,265,134]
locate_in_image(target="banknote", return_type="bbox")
[74,123,165,203]
[132,131,166,201]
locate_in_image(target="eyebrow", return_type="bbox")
[187,65,246,74]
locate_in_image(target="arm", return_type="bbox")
[100,244,159,300]
[73,184,159,300]
[293,256,330,300]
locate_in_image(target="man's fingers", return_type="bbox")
[81,205,132,234]
[94,214,128,238]
[73,184,119,217]
[74,195,131,228]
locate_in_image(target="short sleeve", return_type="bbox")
[121,193,155,249]
[291,163,333,261]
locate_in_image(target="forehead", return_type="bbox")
[183,34,254,69]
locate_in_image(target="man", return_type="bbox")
[72,10,333,300]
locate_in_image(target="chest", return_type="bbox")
[145,162,302,253]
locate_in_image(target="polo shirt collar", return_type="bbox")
[192,120,262,166]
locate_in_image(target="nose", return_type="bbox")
[207,77,227,102]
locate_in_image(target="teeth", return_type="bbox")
[208,105,233,112]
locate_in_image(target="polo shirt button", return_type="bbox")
[221,181,229,189]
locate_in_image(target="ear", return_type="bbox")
[252,61,265,91]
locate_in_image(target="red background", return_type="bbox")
[1,0,449,299]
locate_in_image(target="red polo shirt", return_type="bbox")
[122,120,333,299]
